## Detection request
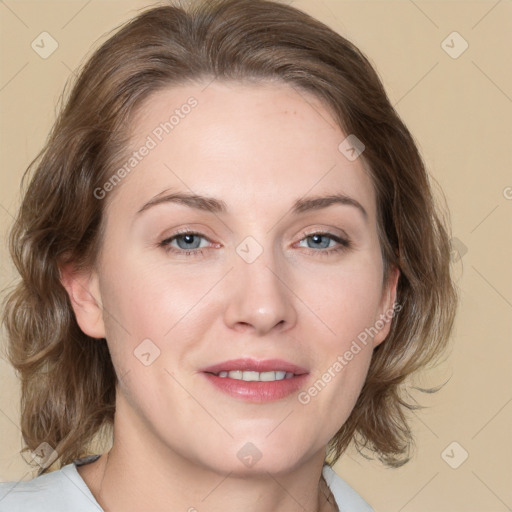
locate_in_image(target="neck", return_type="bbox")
[78,399,338,512]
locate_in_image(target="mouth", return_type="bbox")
[208,370,297,382]
[200,358,309,402]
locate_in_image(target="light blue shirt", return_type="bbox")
[0,455,374,511]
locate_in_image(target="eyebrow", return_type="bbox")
[136,190,368,222]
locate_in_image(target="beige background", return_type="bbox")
[0,1,511,511]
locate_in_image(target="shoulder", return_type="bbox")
[0,456,103,512]
[322,464,375,512]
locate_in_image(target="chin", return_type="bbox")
[193,435,319,477]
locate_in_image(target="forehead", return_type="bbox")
[105,80,376,224]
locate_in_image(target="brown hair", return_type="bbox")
[1,0,458,475]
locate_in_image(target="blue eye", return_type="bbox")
[297,233,351,256]
[300,234,337,249]
[171,233,207,250]
[159,231,211,256]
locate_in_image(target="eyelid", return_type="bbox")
[295,226,350,243]
[159,225,215,244]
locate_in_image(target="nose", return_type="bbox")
[223,246,297,336]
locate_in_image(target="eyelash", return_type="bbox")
[158,229,352,258]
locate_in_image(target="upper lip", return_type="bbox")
[200,358,309,375]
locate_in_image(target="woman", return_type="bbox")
[0,0,458,511]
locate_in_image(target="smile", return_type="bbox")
[212,370,296,381]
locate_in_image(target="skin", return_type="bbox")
[61,80,399,512]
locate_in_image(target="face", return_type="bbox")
[69,80,398,476]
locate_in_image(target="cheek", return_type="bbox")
[96,264,204,417]
[97,257,221,383]
[295,254,384,342]
[100,257,214,335]
[293,258,382,410]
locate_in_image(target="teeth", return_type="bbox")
[215,370,296,381]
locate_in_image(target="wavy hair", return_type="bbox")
[1,0,458,475]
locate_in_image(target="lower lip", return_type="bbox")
[202,373,309,402]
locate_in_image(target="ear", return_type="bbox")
[59,262,106,339]
[372,265,400,348]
